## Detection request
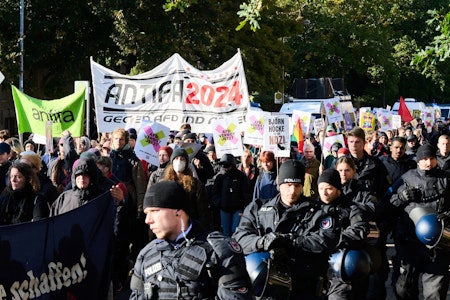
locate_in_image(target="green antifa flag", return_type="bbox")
[12,85,85,136]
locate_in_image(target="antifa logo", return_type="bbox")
[31,108,75,123]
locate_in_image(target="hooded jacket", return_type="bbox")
[50,159,102,216]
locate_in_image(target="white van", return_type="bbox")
[391,98,426,119]
[279,99,325,118]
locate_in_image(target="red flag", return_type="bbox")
[398,96,413,123]
[293,117,304,153]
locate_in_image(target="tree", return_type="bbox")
[0,0,119,98]
[412,9,450,74]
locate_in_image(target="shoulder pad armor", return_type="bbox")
[207,231,243,259]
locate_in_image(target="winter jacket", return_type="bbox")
[110,144,147,215]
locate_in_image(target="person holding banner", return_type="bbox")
[183,132,215,185]
[110,128,148,261]
[50,158,103,216]
[0,161,49,224]
[130,181,254,300]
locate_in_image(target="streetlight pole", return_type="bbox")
[19,0,24,91]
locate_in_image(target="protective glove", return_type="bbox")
[399,187,421,204]
[257,232,291,251]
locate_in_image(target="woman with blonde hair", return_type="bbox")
[237,148,259,191]
[162,148,210,231]
[5,137,24,162]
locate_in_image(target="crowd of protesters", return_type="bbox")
[1,116,450,299]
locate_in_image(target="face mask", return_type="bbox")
[173,160,186,173]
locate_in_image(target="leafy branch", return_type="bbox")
[236,0,263,32]
[411,9,450,75]
[163,0,263,31]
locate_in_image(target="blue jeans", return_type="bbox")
[220,210,242,236]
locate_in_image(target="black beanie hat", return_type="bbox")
[170,148,189,163]
[277,160,305,185]
[143,181,188,212]
[184,132,197,140]
[318,169,342,190]
[416,143,436,161]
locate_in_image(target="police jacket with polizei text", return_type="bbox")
[130,222,253,300]
[391,167,450,249]
[232,194,341,278]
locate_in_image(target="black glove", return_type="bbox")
[257,232,290,251]
[399,187,421,204]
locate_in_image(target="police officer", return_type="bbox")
[233,160,341,299]
[390,143,450,299]
[318,169,371,299]
[129,181,253,299]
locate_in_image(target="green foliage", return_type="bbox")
[236,0,262,32]
[163,0,199,12]
[412,8,450,75]
[2,0,450,107]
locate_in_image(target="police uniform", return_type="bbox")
[233,161,341,299]
[321,170,372,300]
[129,180,253,300]
[130,224,252,299]
[390,144,450,299]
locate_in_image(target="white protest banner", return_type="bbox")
[377,109,393,132]
[134,121,170,165]
[91,51,249,134]
[322,134,345,157]
[179,142,204,161]
[359,110,376,130]
[30,133,46,146]
[314,118,325,134]
[292,110,312,135]
[243,110,269,146]
[343,111,354,131]
[263,114,290,157]
[421,107,434,133]
[124,117,138,131]
[392,115,402,129]
[323,98,344,123]
[212,117,244,158]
